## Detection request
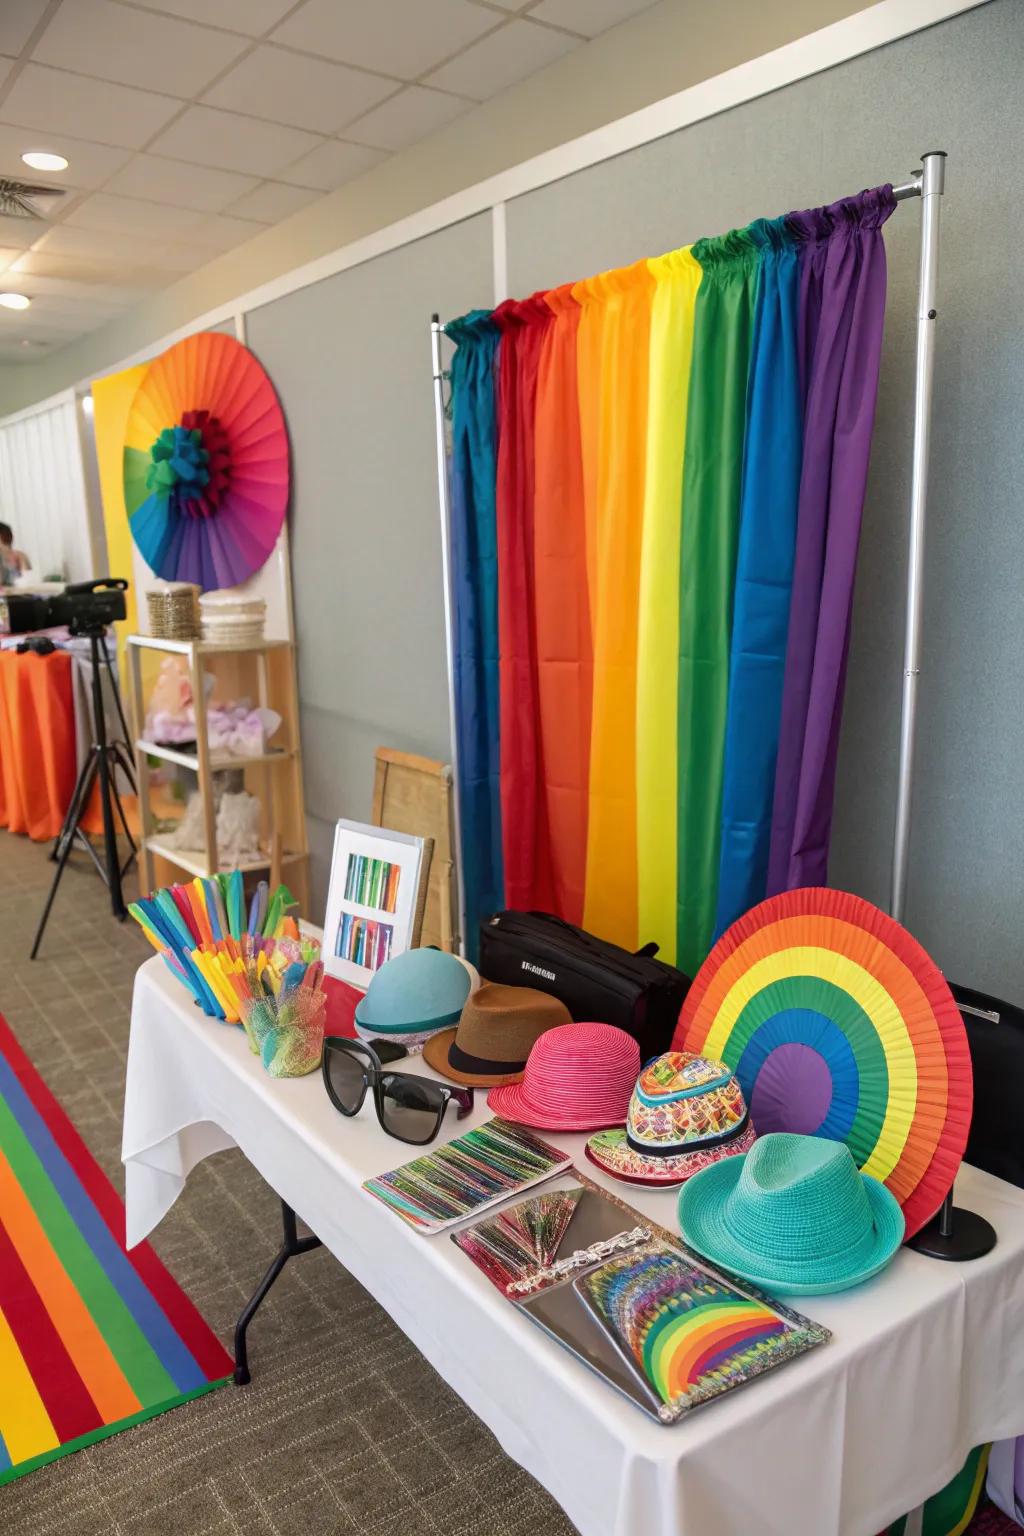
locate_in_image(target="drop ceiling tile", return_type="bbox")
[22,275,143,306]
[0,325,81,348]
[0,57,14,93]
[14,293,117,322]
[104,155,259,213]
[0,213,40,248]
[36,224,157,259]
[227,180,321,222]
[2,64,183,148]
[12,248,155,285]
[0,124,133,189]
[33,0,249,96]
[272,0,498,81]
[277,138,388,193]
[0,247,21,272]
[204,45,395,135]
[529,0,657,35]
[137,239,235,270]
[344,85,471,151]
[424,17,577,97]
[149,106,324,177]
[124,0,298,33]
[0,0,50,56]
[65,191,206,238]
[124,263,188,286]
[188,213,265,250]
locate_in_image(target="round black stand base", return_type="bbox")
[908,1206,997,1261]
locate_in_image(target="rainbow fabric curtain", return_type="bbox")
[448,186,894,973]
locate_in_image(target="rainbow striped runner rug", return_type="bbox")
[0,1012,233,1485]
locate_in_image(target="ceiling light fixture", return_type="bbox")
[22,151,68,173]
[0,293,31,310]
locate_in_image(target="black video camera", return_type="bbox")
[0,577,129,638]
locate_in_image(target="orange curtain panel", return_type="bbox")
[579,260,655,951]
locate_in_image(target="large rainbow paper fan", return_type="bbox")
[673,888,972,1237]
[123,332,289,591]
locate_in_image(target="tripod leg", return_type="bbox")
[109,747,138,876]
[90,634,126,921]
[31,754,100,959]
[98,632,133,753]
[50,745,96,864]
[74,823,108,883]
[112,738,138,800]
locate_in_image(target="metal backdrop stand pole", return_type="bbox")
[431,315,467,957]
[891,151,945,923]
[888,153,995,1262]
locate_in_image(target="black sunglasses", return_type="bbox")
[322,1037,474,1146]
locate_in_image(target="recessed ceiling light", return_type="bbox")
[0,293,31,310]
[22,150,68,173]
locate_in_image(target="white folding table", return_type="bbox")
[123,957,1024,1536]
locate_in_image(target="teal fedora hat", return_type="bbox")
[354,948,479,1038]
[678,1132,905,1295]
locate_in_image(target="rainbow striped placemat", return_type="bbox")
[0,1012,233,1485]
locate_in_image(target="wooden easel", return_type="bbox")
[371,748,455,952]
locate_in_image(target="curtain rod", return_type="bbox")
[435,169,927,336]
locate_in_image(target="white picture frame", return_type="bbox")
[322,819,430,989]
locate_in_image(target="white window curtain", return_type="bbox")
[0,395,94,583]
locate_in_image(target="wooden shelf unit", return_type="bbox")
[127,632,309,907]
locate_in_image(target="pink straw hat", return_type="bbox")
[487,1022,641,1132]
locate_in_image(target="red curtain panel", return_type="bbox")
[494,294,555,912]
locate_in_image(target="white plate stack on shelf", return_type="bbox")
[199,590,267,646]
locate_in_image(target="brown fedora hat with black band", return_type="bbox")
[421,983,572,1087]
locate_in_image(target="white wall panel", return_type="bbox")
[0,397,93,582]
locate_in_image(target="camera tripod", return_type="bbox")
[31,628,138,958]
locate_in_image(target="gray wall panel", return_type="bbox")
[507,0,1024,998]
[246,216,492,913]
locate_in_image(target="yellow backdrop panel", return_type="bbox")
[91,365,147,694]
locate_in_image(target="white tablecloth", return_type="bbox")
[123,958,1024,1536]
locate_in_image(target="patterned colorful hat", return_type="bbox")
[487,1022,640,1132]
[585,1052,756,1187]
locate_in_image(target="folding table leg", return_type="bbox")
[233,1200,322,1386]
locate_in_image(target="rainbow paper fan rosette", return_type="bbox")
[123,331,289,591]
[672,887,972,1237]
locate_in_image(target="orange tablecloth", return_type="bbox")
[0,649,83,841]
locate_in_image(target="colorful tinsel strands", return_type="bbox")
[449,189,896,974]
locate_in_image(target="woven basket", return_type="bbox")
[146,583,200,639]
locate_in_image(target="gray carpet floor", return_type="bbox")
[0,830,577,1536]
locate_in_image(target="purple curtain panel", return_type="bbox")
[768,185,896,894]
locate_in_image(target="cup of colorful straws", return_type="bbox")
[129,872,328,1078]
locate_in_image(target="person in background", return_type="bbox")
[0,522,29,587]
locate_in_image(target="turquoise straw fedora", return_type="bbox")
[354,948,479,1040]
[678,1132,905,1295]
